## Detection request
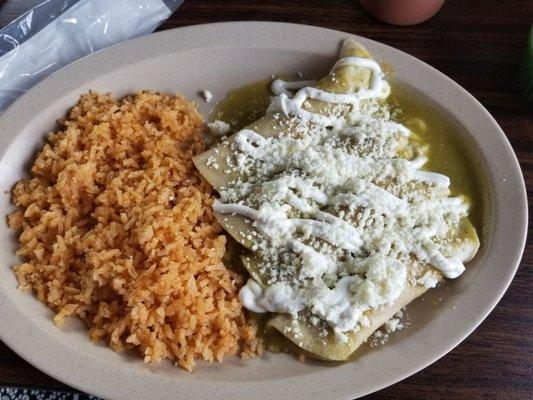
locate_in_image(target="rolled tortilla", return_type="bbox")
[194,39,480,361]
[268,284,427,361]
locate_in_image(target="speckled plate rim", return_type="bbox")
[0,22,527,400]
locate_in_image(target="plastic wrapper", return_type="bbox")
[0,0,183,112]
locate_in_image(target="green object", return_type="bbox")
[520,27,533,106]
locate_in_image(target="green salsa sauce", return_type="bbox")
[387,86,485,233]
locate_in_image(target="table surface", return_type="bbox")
[0,0,531,399]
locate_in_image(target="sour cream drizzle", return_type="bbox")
[269,57,389,125]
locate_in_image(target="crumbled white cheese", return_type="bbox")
[384,318,403,333]
[206,156,220,170]
[417,271,439,288]
[370,330,389,347]
[201,89,213,103]
[207,120,231,137]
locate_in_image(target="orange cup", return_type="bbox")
[359,0,446,26]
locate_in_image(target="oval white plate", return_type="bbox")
[0,22,527,400]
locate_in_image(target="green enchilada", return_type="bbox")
[194,39,480,361]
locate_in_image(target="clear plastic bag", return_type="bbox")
[0,0,184,112]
